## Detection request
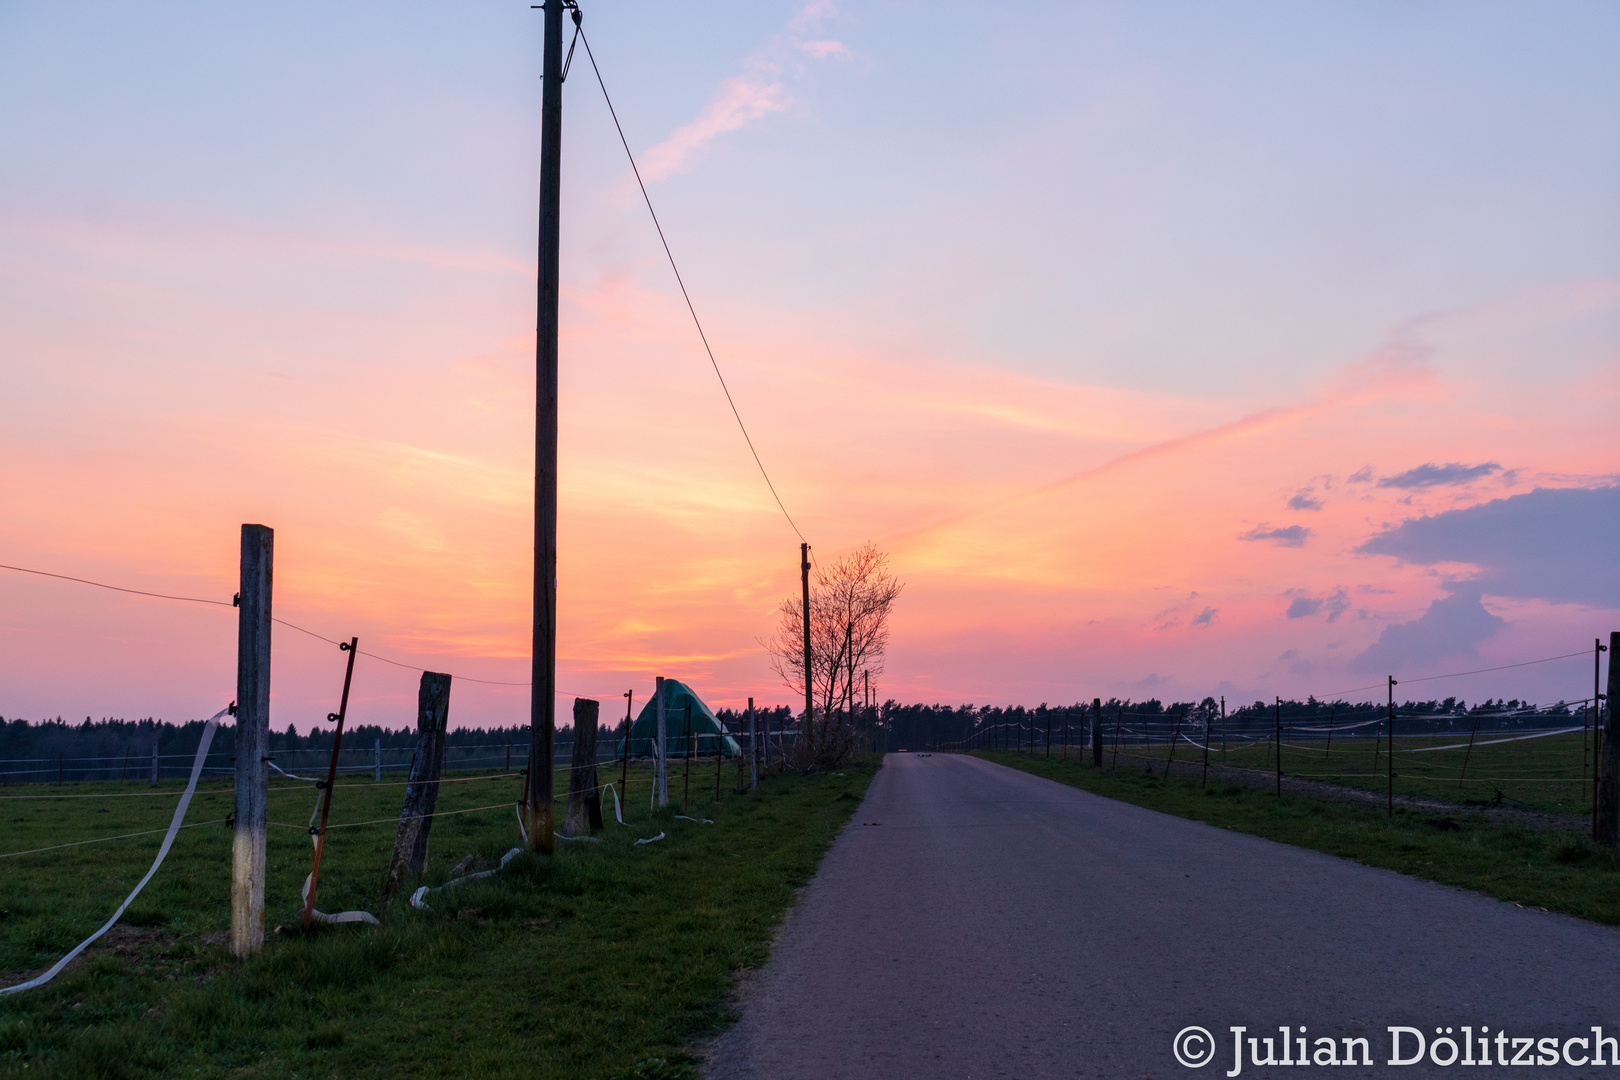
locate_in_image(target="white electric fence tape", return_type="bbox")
[674,814,713,824]
[268,760,322,782]
[409,847,523,910]
[0,705,228,996]
[299,785,378,925]
[634,831,665,845]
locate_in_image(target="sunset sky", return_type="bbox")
[2,1,1616,732]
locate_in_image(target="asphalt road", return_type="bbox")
[704,752,1620,1079]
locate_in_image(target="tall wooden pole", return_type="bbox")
[231,524,272,958]
[800,543,813,756]
[527,0,566,855]
[1597,634,1620,846]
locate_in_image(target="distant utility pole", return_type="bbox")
[527,0,571,856]
[800,543,812,754]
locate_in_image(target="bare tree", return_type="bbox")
[764,543,903,764]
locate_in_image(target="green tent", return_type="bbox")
[615,679,741,760]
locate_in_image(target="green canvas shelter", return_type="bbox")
[616,679,741,759]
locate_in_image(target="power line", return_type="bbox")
[0,563,231,607]
[1311,649,1593,702]
[576,26,806,544]
[0,561,609,695]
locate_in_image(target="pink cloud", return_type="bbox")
[639,75,792,181]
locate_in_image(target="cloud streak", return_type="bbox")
[1377,461,1501,489]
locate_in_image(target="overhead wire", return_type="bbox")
[0,561,612,696]
[575,25,807,545]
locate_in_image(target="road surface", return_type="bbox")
[705,752,1620,1078]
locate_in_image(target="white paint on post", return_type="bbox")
[231,523,272,958]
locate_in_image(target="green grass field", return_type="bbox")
[0,757,878,1079]
[1076,725,1595,816]
[976,749,1620,926]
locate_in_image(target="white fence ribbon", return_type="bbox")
[1,706,228,996]
[268,760,321,782]
[409,847,523,910]
[634,831,665,845]
[674,814,713,825]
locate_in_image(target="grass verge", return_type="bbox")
[976,750,1620,925]
[0,759,877,1079]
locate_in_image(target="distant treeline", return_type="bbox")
[0,695,1585,766]
[0,716,540,769]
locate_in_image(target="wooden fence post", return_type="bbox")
[564,698,601,835]
[384,672,452,896]
[1091,698,1103,767]
[374,736,381,782]
[655,676,669,807]
[231,523,272,958]
[150,741,159,787]
[749,698,759,790]
[1597,633,1620,846]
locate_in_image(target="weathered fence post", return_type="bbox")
[1091,698,1103,767]
[1597,633,1620,846]
[231,523,272,959]
[749,698,759,790]
[1596,638,1609,838]
[384,671,452,896]
[1201,702,1211,787]
[1386,677,1397,817]
[655,676,669,807]
[374,736,381,782]
[564,697,601,835]
[563,702,602,835]
[151,741,159,787]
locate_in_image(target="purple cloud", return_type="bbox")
[1241,525,1311,547]
[1376,461,1501,489]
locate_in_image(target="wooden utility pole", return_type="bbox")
[564,698,601,835]
[801,543,813,756]
[231,523,272,959]
[1598,634,1619,846]
[384,672,452,896]
[1091,698,1103,766]
[526,0,568,856]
